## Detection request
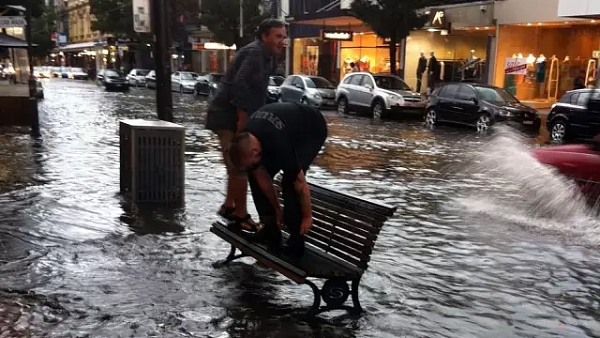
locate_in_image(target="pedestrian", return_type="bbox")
[416,51,427,93]
[228,102,327,260]
[205,18,287,231]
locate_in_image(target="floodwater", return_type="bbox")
[1,79,600,337]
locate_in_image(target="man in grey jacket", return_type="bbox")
[206,18,287,230]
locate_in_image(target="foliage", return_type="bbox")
[30,2,58,57]
[350,0,456,75]
[199,0,272,48]
[89,0,137,40]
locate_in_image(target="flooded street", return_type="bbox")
[1,79,600,337]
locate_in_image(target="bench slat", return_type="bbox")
[310,223,373,253]
[274,181,391,225]
[308,182,396,217]
[307,226,372,261]
[304,235,367,269]
[312,205,381,237]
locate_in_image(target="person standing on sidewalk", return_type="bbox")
[205,18,287,230]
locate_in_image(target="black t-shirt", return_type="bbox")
[242,102,327,184]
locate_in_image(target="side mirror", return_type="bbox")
[364,83,373,90]
[471,97,479,105]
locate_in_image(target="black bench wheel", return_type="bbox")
[321,278,350,308]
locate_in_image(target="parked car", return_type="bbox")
[194,72,222,97]
[266,76,285,103]
[336,72,425,119]
[425,83,541,132]
[33,66,51,79]
[547,89,600,142]
[532,136,600,200]
[280,75,336,107]
[66,67,89,80]
[171,71,200,94]
[96,69,129,91]
[49,66,62,78]
[126,68,151,87]
[145,70,156,89]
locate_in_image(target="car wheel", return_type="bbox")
[476,113,492,132]
[337,97,349,114]
[372,100,385,119]
[425,108,437,125]
[550,119,568,141]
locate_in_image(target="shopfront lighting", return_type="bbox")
[527,23,532,26]
[592,20,597,23]
[475,27,480,30]
[427,28,438,32]
[440,30,449,36]
[538,22,542,26]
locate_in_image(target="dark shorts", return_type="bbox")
[205,101,237,132]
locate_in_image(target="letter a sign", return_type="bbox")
[432,11,444,26]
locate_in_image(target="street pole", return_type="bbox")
[26,0,40,137]
[239,0,243,39]
[151,0,173,122]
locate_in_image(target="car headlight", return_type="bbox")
[105,78,112,83]
[389,95,404,104]
[496,109,511,117]
[311,92,321,99]
[211,83,218,88]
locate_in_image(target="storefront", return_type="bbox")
[191,42,235,73]
[291,24,347,83]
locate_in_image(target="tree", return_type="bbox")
[351,0,454,76]
[199,0,272,48]
[30,3,58,58]
[89,0,138,40]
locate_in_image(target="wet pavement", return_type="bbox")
[1,79,600,337]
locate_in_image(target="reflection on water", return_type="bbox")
[1,80,600,337]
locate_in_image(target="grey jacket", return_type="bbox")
[211,40,273,114]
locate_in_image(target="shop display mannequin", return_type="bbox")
[416,51,427,93]
[536,54,548,97]
[465,49,480,79]
[427,51,439,93]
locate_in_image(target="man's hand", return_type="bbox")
[236,109,248,132]
[300,217,312,235]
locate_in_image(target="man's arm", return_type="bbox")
[231,48,262,127]
[293,170,312,235]
[252,166,283,226]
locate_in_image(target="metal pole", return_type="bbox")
[239,0,243,38]
[151,0,173,121]
[26,0,40,137]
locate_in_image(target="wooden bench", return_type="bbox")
[210,180,396,317]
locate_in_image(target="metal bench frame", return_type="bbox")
[210,181,396,318]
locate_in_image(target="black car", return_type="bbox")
[194,73,222,97]
[266,76,285,103]
[97,69,129,91]
[426,83,541,132]
[547,89,600,141]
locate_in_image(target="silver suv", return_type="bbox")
[336,72,426,118]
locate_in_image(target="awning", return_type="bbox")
[0,33,29,48]
[59,41,95,52]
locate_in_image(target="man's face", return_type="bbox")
[262,27,287,55]
[238,146,262,171]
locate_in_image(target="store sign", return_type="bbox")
[321,30,353,41]
[505,57,528,75]
[0,16,26,28]
[192,42,236,51]
[424,10,449,30]
[132,0,151,33]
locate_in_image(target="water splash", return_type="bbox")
[454,126,600,244]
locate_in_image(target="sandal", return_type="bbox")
[217,205,235,221]
[227,214,261,233]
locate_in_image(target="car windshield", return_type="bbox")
[105,70,121,77]
[180,73,195,80]
[269,77,284,86]
[306,77,334,89]
[137,69,150,76]
[475,86,519,103]
[374,76,411,91]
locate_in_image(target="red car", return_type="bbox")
[532,139,600,200]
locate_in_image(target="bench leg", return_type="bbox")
[212,245,246,268]
[351,278,363,314]
[305,280,321,318]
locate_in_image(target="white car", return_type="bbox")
[171,71,200,94]
[335,72,425,119]
[66,67,89,80]
[126,69,151,87]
